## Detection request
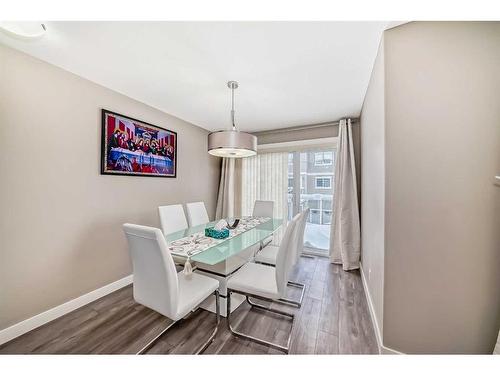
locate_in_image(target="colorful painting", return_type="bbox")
[101,109,177,177]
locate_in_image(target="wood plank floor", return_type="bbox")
[0,256,379,354]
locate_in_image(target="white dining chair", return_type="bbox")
[226,213,301,353]
[158,204,188,236]
[252,200,274,217]
[252,200,274,248]
[123,223,220,354]
[186,201,210,227]
[253,208,309,307]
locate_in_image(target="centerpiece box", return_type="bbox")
[204,227,230,239]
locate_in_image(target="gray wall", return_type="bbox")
[371,22,500,354]
[0,45,221,330]
[360,38,385,337]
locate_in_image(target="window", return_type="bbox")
[314,151,333,166]
[322,210,332,225]
[287,148,335,254]
[315,176,332,189]
[310,209,321,224]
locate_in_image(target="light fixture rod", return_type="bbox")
[228,81,238,130]
[231,87,235,130]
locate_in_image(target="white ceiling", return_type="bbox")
[0,22,387,132]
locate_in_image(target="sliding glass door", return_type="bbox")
[287,148,335,255]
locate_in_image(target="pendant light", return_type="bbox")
[207,81,257,158]
[0,22,47,39]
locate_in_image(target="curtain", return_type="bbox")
[241,152,288,244]
[330,118,360,270]
[494,329,500,354]
[215,158,242,220]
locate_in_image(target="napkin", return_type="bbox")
[214,219,228,231]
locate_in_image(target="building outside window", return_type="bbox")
[315,176,332,189]
[300,175,306,193]
[314,151,333,166]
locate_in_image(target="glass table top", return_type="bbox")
[164,218,283,265]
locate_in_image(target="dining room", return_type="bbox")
[1,12,499,366]
[0,20,376,355]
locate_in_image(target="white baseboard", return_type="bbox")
[0,275,133,346]
[359,263,404,355]
[359,264,383,354]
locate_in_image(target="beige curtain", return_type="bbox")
[215,158,242,219]
[241,152,288,244]
[494,329,500,354]
[330,119,360,270]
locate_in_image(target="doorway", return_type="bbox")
[287,148,335,256]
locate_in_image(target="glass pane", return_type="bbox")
[299,148,335,253]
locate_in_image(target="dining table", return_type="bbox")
[164,217,283,316]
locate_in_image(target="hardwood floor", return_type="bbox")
[0,256,378,354]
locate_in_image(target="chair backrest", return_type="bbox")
[275,213,301,297]
[294,208,309,263]
[252,200,274,218]
[186,201,210,227]
[158,204,188,236]
[123,223,179,320]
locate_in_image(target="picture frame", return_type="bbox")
[101,109,177,178]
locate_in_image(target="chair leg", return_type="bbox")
[136,320,177,354]
[195,290,220,354]
[137,290,220,355]
[245,296,295,318]
[279,281,306,308]
[226,289,295,354]
[300,254,315,259]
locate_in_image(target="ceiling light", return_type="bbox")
[208,81,257,158]
[0,22,47,39]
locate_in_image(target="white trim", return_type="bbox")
[0,275,133,346]
[359,264,405,355]
[360,264,382,354]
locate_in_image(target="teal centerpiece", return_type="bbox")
[205,227,230,239]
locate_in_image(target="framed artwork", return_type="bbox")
[101,109,177,178]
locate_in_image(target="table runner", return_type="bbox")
[168,216,271,258]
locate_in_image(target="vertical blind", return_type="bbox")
[241,152,289,245]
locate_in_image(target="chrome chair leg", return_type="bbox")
[137,290,220,355]
[226,289,295,354]
[136,320,177,354]
[279,281,305,308]
[300,254,315,259]
[195,290,220,354]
